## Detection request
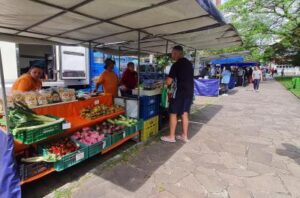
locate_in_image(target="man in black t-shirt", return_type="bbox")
[161,46,194,143]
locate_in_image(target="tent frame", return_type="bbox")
[0,0,241,54]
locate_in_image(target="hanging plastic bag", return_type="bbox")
[160,86,169,108]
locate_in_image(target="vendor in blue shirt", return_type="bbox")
[221,66,231,96]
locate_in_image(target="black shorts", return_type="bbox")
[169,97,193,115]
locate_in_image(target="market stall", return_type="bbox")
[0,0,242,196]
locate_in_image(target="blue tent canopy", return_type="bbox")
[220,62,259,67]
[196,0,226,24]
[214,62,259,67]
[210,57,244,64]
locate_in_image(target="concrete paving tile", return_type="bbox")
[245,174,288,194]
[147,191,177,198]
[286,162,300,177]
[164,183,207,198]
[220,142,246,157]
[251,192,292,198]
[218,168,259,177]
[247,147,273,165]
[228,186,252,198]
[207,191,229,198]
[194,171,228,193]
[247,161,289,175]
[279,174,300,197]
[217,172,246,188]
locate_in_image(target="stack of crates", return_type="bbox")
[140,95,160,141]
[139,95,160,120]
[141,116,159,141]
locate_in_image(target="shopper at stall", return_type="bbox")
[221,66,231,96]
[161,46,194,143]
[94,59,119,96]
[199,64,210,78]
[12,63,43,92]
[247,67,253,84]
[120,62,138,96]
[237,67,245,86]
[252,66,263,92]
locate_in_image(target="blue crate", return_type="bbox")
[139,103,159,120]
[140,95,160,107]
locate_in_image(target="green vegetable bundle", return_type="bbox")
[3,102,63,135]
[107,115,138,127]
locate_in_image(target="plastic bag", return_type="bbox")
[160,86,169,108]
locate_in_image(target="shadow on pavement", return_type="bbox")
[96,104,222,192]
[276,143,300,165]
[228,89,239,95]
[22,105,222,196]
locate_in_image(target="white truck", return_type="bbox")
[0,41,90,94]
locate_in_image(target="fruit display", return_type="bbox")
[107,115,138,127]
[95,122,126,135]
[72,127,105,145]
[80,104,124,120]
[44,137,79,157]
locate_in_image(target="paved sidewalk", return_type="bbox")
[24,80,300,198]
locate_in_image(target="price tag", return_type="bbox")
[62,122,71,130]
[102,141,106,149]
[94,100,100,105]
[76,152,84,161]
[123,131,126,138]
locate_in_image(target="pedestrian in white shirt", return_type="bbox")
[252,66,263,92]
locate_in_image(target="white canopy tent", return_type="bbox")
[0,0,242,54]
[0,0,242,134]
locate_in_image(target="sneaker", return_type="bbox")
[222,94,228,96]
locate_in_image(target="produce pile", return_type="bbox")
[80,104,124,120]
[95,122,126,135]
[44,137,79,157]
[107,115,138,127]
[18,146,59,163]
[0,103,64,135]
[72,127,105,145]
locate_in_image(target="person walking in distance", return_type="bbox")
[252,66,263,92]
[161,46,194,143]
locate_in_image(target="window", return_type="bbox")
[18,44,56,81]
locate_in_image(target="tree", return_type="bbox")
[206,0,299,64]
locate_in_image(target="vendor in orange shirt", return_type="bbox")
[12,64,43,92]
[94,59,119,96]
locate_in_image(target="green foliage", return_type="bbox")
[207,0,300,64]
[156,55,171,69]
[275,76,300,98]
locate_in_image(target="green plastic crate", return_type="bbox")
[125,125,135,136]
[72,135,111,158]
[136,120,144,131]
[14,116,65,144]
[88,135,112,156]
[111,130,126,145]
[53,147,88,171]
[103,135,112,149]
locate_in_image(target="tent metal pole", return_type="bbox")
[137,31,141,119]
[0,50,9,134]
[163,41,169,78]
[165,41,169,54]
[88,41,92,92]
[194,49,197,67]
[118,46,121,78]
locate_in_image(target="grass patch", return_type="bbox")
[275,76,300,98]
[54,188,72,198]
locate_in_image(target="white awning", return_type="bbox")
[0,0,242,54]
